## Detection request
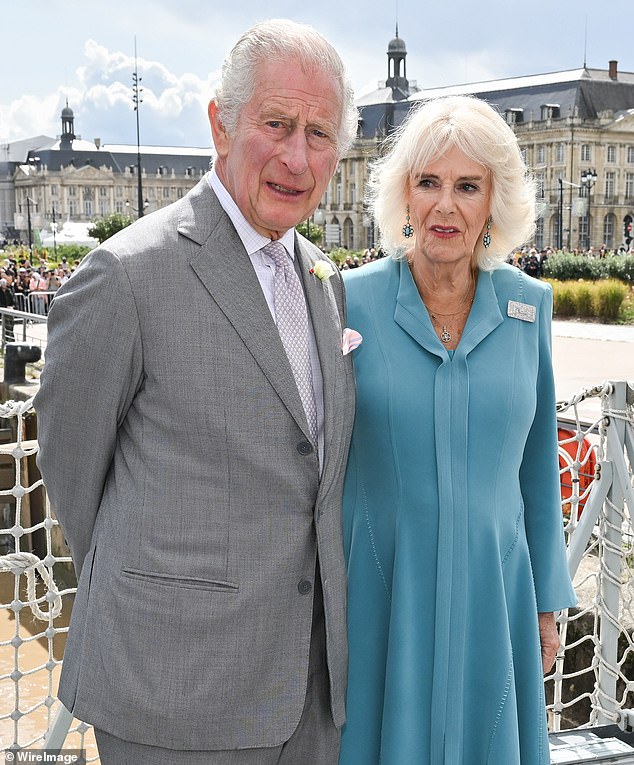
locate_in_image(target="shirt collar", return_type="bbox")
[208,167,296,259]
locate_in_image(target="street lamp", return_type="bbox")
[50,203,58,260]
[580,168,598,250]
[557,178,563,250]
[24,196,35,256]
[132,37,145,217]
[126,199,149,215]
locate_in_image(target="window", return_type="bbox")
[350,183,356,205]
[540,104,560,120]
[555,144,565,164]
[625,173,634,201]
[50,185,58,197]
[115,201,124,213]
[520,147,528,164]
[116,186,123,198]
[84,200,93,218]
[607,145,616,163]
[581,144,591,162]
[100,187,108,197]
[628,146,634,164]
[69,201,77,217]
[603,214,615,247]
[99,201,107,217]
[68,186,77,197]
[536,146,545,165]
[605,172,615,198]
[163,187,170,199]
[505,108,524,125]
[535,172,545,197]
[534,217,544,249]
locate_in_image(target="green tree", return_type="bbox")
[88,213,134,244]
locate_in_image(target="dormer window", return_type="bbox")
[540,104,560,120]
[505,108,524,125]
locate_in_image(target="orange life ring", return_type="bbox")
[558,427,596,517]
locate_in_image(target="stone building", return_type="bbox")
[1,104,212,245]
[322,37,634,253]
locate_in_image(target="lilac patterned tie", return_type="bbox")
[263,241,318,443]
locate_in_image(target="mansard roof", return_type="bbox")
[6,137,212,177]
[408,65,634,121]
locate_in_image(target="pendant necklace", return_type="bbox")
[410,261,477,345]
[428,301,474,344]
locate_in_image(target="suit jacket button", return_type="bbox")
[297,441,314,456]
[298,579,312,595]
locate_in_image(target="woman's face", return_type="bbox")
[406,145,492,267]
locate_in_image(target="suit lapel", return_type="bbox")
[182,184,311,438]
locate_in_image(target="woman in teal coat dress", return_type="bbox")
[339,96,576,765]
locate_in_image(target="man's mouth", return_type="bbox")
[268,182,302,196]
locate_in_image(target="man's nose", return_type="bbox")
[281,129,309,175]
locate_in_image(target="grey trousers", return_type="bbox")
[94,575,340,765]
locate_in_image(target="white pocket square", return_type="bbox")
[342,328,363,355]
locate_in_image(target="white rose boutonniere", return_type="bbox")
[310,260,336,282]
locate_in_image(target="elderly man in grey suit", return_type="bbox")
[34,19,358,765]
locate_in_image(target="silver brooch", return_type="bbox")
[507,300,536,322]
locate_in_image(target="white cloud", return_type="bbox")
[0,39,219,147]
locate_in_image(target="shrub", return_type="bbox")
[543,253,634,283]
[593,280,627,322]
[571,281,594,317]
[550,281,577,317]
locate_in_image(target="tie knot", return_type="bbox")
[263,241,290,269]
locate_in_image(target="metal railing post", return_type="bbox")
[595,382,627,724]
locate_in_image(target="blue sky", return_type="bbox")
[1,0,631,148]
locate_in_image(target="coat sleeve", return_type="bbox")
[519,284,577,612]
[34,248,143,575]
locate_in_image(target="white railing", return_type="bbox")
[548,381,634,734]
[0,308,48,353]
[0,385,632,760]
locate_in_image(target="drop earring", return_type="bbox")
[402,206,414,238]
[483,216,492,248]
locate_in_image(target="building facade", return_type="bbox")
[321,40,634,253]
[1,106,212,245]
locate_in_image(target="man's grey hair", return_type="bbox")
[214,19,358,158]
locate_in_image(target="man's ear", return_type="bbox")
[208,100,229,158]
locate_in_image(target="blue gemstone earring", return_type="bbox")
[483,216,492,248]
[402,206,414,238]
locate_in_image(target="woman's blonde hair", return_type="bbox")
[367,94,537,269]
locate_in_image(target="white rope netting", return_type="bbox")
[0,386,632,758]
[548,381,634,732]
[0,398,97,759]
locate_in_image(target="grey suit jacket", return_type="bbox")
[34,176,355,750]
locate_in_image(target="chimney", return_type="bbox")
[609,60,618,81]
[94,138,101,149]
